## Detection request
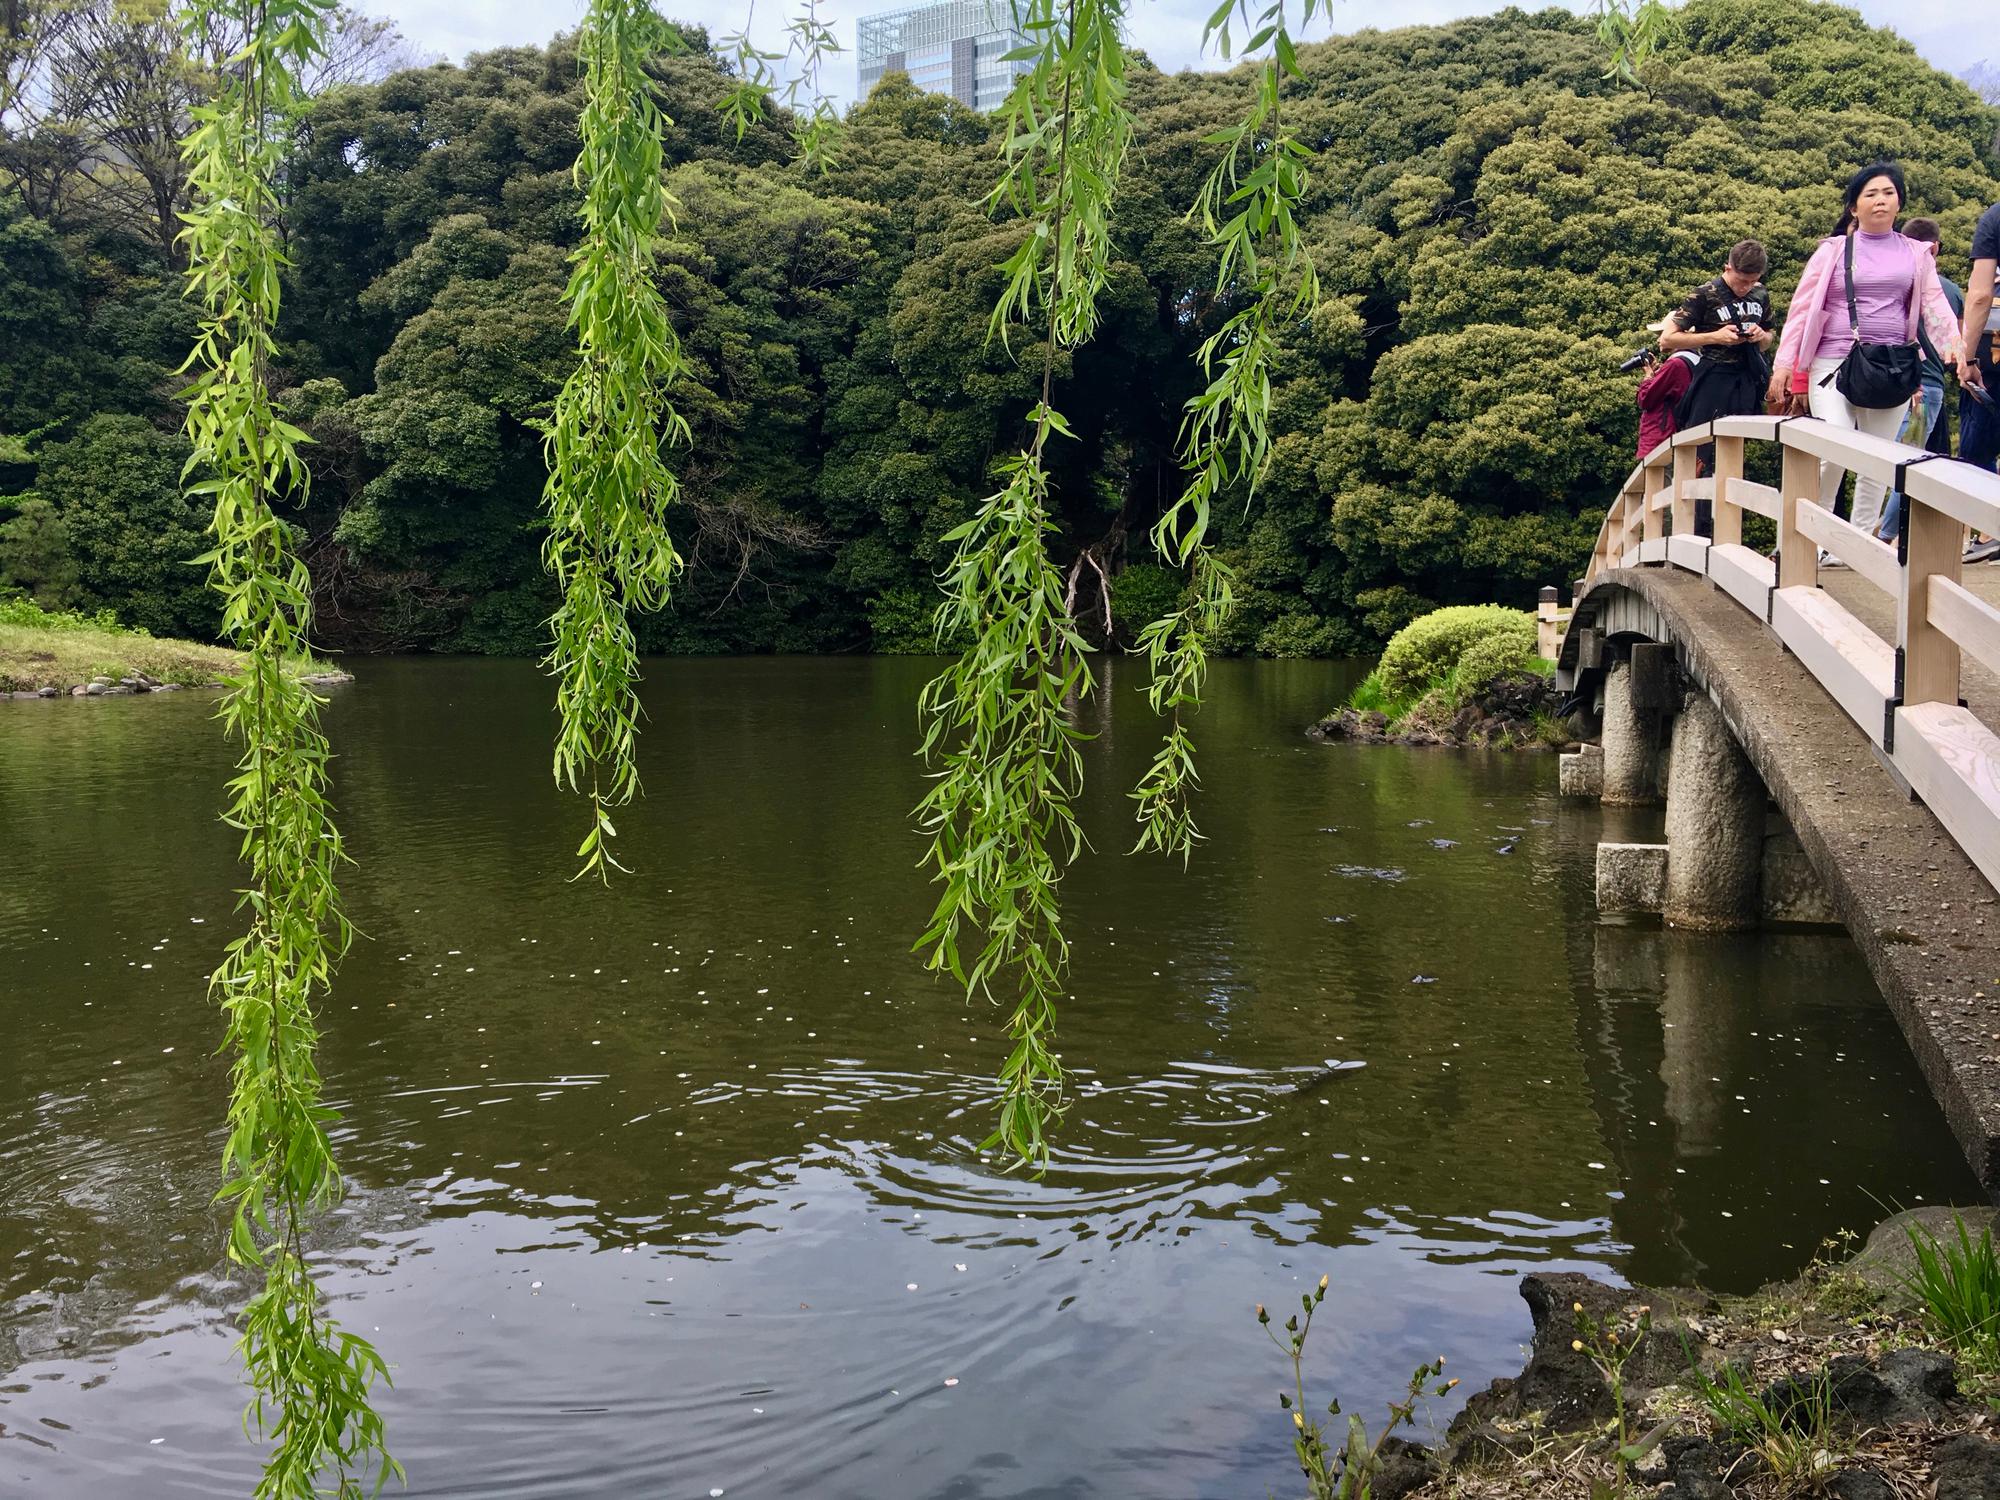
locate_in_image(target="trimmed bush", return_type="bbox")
[1375,604,1536,700]
[1452,630,1537,689]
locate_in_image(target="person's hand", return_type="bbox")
[1786,390,1810,416]
[1764,375,1786,410]
[1965,355,1989,392]
[1752,324,1774,347]
[1710,326,1746,346]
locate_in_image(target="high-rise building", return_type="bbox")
[855,0,1031,113]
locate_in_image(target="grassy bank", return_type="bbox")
[0,597,330,694]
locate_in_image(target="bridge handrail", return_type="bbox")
[1569,416,2000,896]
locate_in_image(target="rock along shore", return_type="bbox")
[3,669,353,701]
[1370,1207,2000,1500]
[1308,672,1568,750]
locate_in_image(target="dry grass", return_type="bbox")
[0,621,330,693]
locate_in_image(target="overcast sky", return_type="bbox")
[367,0,1992,107]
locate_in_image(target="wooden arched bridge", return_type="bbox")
[1548,415,2000,1193]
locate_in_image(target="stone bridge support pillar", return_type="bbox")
[1662,691,1764,931]
[1600,649,1668,806]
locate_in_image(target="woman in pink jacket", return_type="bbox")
[1766,161,1962,538]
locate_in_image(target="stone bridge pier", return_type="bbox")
[1563,641,1835,932]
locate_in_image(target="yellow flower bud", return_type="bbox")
[1293,1411,1305,1429]
[1571,1339,1584,1352]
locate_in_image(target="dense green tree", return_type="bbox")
[34,414,215,638]
[2,0,1997,653]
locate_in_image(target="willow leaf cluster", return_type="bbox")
[1593,0,1678,86]
[916,0,1131,1168]
[176,0,396,1493]
[716,0,844,170]
[543,0,689,879]
[1131,0,1322,862]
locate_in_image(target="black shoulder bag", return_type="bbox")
[1830,232,1923,410]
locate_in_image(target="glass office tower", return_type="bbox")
[855,0,1030,112]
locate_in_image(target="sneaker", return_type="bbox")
[1966,538,2000,564]
[1818,548,1847,569]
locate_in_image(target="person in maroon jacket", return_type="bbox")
[1635,316,1700,464]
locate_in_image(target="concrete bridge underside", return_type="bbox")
[1571,566,2000,1194]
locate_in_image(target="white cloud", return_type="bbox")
[367,0,1993,109]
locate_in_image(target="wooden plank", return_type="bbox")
[1725,479,1780,521]
[1668,535,1710,575]
[1637,538,1669,565]
[1678,479,1717,502]
[1794,500,1900,596]
[1771,585,1894,747]
[1709,543,1774,619]
[1928,574,2000,679]
[1894,701,2000,897]
[1620,546,1644,569]
[1710,414,1784,442]
[1905,461,2000,539]
[1781,415,1910,487]
[1777,445,1818,591]
[1670,420,1715,450]
[1712,435,1745,548]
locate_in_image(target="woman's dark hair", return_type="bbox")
[1833,161,1907,234]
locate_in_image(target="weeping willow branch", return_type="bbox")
[915,0,1129,1169]
[1131,0,1322,862]
[543,0,689,880]
[176,0,397,1493]
[717,0,843,171]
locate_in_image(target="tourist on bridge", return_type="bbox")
[1632,321,1700,466]
[1959,181,2000,479]
[1767,161,1961,541]
[1874,218,1962,546]
[1660,240,1773,526]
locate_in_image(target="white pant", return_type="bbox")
[1806,355,1909,537]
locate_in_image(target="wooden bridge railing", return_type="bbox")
[1574,413,2000,893]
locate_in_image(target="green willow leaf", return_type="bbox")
[175,0,397,1493]
[542,0,688,880]
[1131,4,1321,864]
[918,0,1132,1169]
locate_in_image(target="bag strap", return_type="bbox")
[1905,239,1925,344]
[1844,230,1860,337]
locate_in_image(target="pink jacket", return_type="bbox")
[1774,232,1962,395]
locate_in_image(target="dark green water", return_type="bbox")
[0,658,1979,1498]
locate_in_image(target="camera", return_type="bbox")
[1618,348,1655,374]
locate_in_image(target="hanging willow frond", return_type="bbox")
[1132,0,1321,862]
[543,0,689,880]
[916,0,1131,1169]
[176,0,397,1492]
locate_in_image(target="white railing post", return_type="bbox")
[1777,439,1817,590]
[1901,494,1964,711]
[1712,434,1744,549]
[1642,457,1666,550]
[1671,441,1697,537]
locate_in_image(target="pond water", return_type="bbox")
[0,657,1980,1498]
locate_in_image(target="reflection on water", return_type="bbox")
[0,657,1978,1498]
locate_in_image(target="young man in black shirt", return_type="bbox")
[1960,196,2000,477]
[1659,240,1775,532]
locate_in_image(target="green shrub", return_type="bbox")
[1110,563,1184,640]
[1453,630,1536,688]
[867,584,943,654]
[0,593,131,633]
[1375,604,1537,700]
